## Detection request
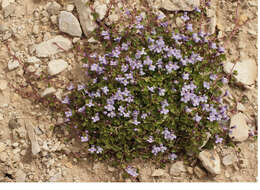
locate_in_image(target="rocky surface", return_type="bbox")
[59,11,82,37]
[0,0,257,183]
[229,113,250,142]
[48,59,68,76]
[152,0,200,11]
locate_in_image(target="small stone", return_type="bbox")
[237,103,245,112]
[157,0,200,11]
[72,37,80,43]
[93,0,109,20]
[0,113,3,120]
[224,171,230,178]
[25,122,41,155]
[169,161,186,176]
[0,142,6,153]
[59,11,82,37]
[198,150,221,175]
[0,151,8,162]
[35,35,72,57]
[222,154,236,166]
[50,15,58,25]
[194,166,207,179]
[8,118,20,129]
[46,1,61,15]
[8,60,19,70]
[0,24,9,33]
[26,56,41,64]
[48,59,68,76]
[66,4,74,12]
[1,0,15,9]
[151,169,166,177]
[229,113,250,142]
[75,0,98,36]
[175,17,184,27]
[0,80,8,91]
[40,87,56,98]
[12,142,19,147]
[107,166,116,172]
[15,170,26,182]
[187,167,193,175]
[32,25,39,35]
[3,2,15,17]
[223,59,257,86]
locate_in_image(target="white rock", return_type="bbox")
[66,4,75,12]
[32,25,39,35]
[222,154,236,166]
[198,150,221,175]
[26,56,41,64]
[223,59,257,86]
[59,11,82,37]
[1,0,14,9]
[169,161,186,176]
[35,36,72,58]
[15,170,26,182]
[0,80,8,91]
[25,122,41,155]
[93,0,109,20]
[41,87,56,98]
[3,2,15,17]
[8,60,19,70]
[229,113,249,142]
[237,103,245,112]
[48,59,68,76]
[46,1,61,15]
[151,169,165,177]
[75,0,98,36]
[156,0,200,11]
[0,142,6,153]
[50,15,58,25]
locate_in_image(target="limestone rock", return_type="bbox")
[41,87,56,98]
[25,122,41,155]
[59,11,82,37]
[0,80,8,91]
[229,113,249,142]
[35,36,72,57]
[93,0,109,20]
[15,170,26,182]
[26,56,41,64]
[169,161,186,176]
[48,59,68,76]
[8,59,19,70]
[222,154,236,166]
[223,59,257,86]
[1,0,15,9]
[3,2,15,17]
[156,0,200,11]
[46,1,61,15]
[151,169,166,177]
[75,0,98,36]
[194,166,207,179]
[198,150,221,175]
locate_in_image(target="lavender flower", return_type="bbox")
[92,113,100,123]
[81,135,88,142]
[147,136,154,143]
[88,145,96,153]
[125,166,138,177]
[62,96,70,104]
[96,146,103,154]
[193,113,202,123]
[168,153,177,161]
[215,135,223,144]
[65,110,72,118]
[203,81,210,89]
[78,106,86,113]
[186,24,193,32]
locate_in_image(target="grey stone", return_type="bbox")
[35,36,72,57]
[198,150,221,175]
[151,169,166,177]
[59,11,82,37]
[8,60,19,70]
[75,0,98,36]
[223,59,257,86]
[229,113,249,142]
[154,0,200,11]
[48,59,68,76]
[46,1,61,15]
[3,2,15,17]
[25,122,41,155]
[169,161,186,176]
[15,170,26,182]
[40,87,56,98]
[222,154,236,166]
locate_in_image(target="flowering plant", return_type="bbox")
[61,9,229,169]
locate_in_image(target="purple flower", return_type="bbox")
[193,113,201,123]
[147,136,154,143]
[148,86,155,92]
[181,12,190,22]
[92,113,100,123]
[101,86,109,95]
[86,100,94,107]
[215,135,223,144]
[210,43,217,49]
[162,128,177,140]
[67,83,74,90]
[210,74,217,81]
[88,145,96,153]
[81,135,88,142]
[65,110,72,118]
[62,96,70,104]
[186,24,193,32]
[182,73,189,80]
[96,146,103,154]
[78,106,86,113]
[160,108,169,115]
[125,166,138,177]
[131,119,141,125]
[159,88,166,96]
[203,81,210,89]
[78,84,85,91]
[168,153,177,161]
[222,77,228,84]
[101,30,110,40]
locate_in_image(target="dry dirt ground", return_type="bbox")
[0,0,258,182]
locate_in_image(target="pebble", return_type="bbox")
[93,0,108,20]
[66,4,75,12]
[8,118,20,129]
[198,150,221,175]
[48,59,68,76]
[194,166,207,179]
[229,113,249,142]
[26,56,41,64]
[169,161,186,176]
[187,167,193,175]
[46,1,61,15]
[0,142,6,152]
[32,25,39,35]
[151,169,166,177]
[237,103,245,112]
[35,35,72,58]
[75,0,98,36]
[25,122,41,155]
[15,170,26,182]
[8,60,19,70]
[59,11,82,37]
[0,80,8,91]
[223,59,257,86]
[0,23,9,33]
[1,0,14,9]
[40,87,56,98]
[50,15,58,25]
[222,154,236,166]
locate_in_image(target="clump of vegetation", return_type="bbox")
[59,8,230,176]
